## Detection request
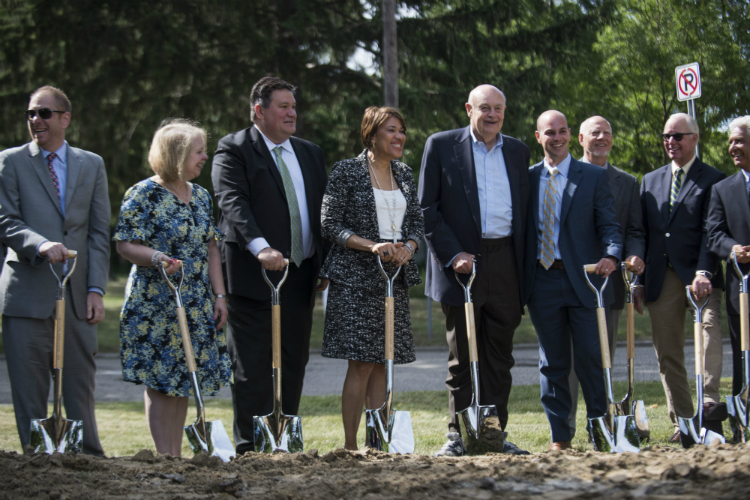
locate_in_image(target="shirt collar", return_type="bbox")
[741,169,750,185]
[469,127,503,152]
[544,153,572,177]
[41,141,67,164]
[255,125,293,156]
[671,155,697,176]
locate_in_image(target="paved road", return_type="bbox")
[0,340,734,403]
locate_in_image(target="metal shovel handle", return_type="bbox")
[377,256,401,362]
[621,262,637,360]
[48,250,77,370]
[584,264,612,370]
[686,286,709,377]
[455,260,479,363]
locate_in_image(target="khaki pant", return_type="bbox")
[647,267,723,429]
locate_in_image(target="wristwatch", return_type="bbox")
[695,270,713,280]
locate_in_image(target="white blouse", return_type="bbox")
[373,187,407,241]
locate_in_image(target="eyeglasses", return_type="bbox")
[661,133,695,142]
[25,108,66,120]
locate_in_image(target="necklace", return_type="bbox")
[367,155,398,243]
[160,179,191,204]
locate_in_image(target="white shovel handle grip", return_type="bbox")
[597,307,611,369]
[741,293,749,351]
[465,303,478,363]
[385,297,394,361]
[694,321,704,377]
[177,307,197,373]
[53,300,65,370]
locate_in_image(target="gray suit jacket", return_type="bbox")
[581,160,645,310]
[0,141,111,319]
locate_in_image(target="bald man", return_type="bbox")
[566,116,646,438]
[636,113,726,441]
[523,110,622,450]
[419,85,531,456]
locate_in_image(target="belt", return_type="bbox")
[537,259,565,270]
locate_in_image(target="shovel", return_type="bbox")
[30,250,84,454]
[727,252,750,443]
[159,262,235,462]
[583,264,640,453]
[364,255,415,453]
[253,260,303,453]
[454,259,504,454]
[680,286,726,448]
[616,262,650,441]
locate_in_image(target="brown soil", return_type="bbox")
[1,443,750,499]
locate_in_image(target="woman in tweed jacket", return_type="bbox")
[320,106,424,450]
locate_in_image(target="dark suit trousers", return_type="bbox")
[2,288,102,456]
[527,267,607,442]
[728,313,745,395]
[443,238,522,433]
[226,258,314,455]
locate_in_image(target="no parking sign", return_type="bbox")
[675,62,701,101]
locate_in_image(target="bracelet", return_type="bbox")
[215,294,227,299]
[403,242,415,257]
[150,251,163,267]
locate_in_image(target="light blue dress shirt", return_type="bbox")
[471,129,513,238]
[248,126,313,260]
[536,153,571,260]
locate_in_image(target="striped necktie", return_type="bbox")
[273,146,304,266]
[670,168,684,214]
[46,153,60,200]
[540,167,559,270]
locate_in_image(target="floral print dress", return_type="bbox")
[114,179,232,397]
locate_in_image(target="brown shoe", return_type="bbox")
[548,441,572,451]
[669,430,681,443]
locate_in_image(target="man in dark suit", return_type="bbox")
[706,115,750,398]
[211,76,329,455]
[419,85,531,456]
[524,110,622,451]
[567,115,645,437]
[0,86,110,455]
[635,112,726,441]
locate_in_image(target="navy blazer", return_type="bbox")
[707,171,750,315]
[639,158,725,302]
[418,126,531,308]
[523,156,622,309]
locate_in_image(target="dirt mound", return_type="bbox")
[1,443,749,499]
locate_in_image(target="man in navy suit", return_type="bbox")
[524,110,622,451]
[706,115,750,399]
[635,113,725,441]
[419,85,531,456]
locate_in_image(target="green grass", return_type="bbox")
[0,379,737,457]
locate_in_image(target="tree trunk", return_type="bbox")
[382,0,398,107]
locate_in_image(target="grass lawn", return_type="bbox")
[0,379,737,457]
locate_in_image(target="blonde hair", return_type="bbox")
[148,119,207,181]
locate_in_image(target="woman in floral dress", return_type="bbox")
[114,119,231,456]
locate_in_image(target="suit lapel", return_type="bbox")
[454,126,481,234]
[660,165,673,224]
[250,127,286,198]
[530,163,542,233]
[606,162,621,198]
[27,142,63,217]
[64,144,82,212]
[728,171,750,234]
[502,136,521,218]
[561,158,582,225]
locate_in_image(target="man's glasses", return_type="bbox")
[661,133,695,142]
[25,108,66,120]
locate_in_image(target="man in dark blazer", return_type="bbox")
[567,115,645,437]
[419,85,531,456]
[635,112,726,441]
[211,76,329,455]
[0,86,110,455]
[707,115,750,397]
[524,110,622,451]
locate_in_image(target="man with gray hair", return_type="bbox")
[636,112,726,441]
[566,115,645,438]
[707,115,750,402]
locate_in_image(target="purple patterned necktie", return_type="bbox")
[46,152,60,200]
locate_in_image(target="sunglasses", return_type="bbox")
[661,133,695,142]
[25,108,66,120]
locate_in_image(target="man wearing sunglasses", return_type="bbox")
[637,112,726,441]
[0,86,110,455]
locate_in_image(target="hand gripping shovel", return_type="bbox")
[253,260,303,453]
[583,264,640,453]
[159,263,235,462]
[727,252,750,443]
[364,255,415,453]
[616,262,650,442]
[680,287,726,448]
[30,250,84,454]
[455,259,504,454]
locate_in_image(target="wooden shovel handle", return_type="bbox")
[53,300,65,369]
[694,321,704,377]
[584,262,626,274]
[272,304,281,369]
[597,307,611,369]
[741,292,749,351]
[465,303,478,363]
[385,297,394,361]
[626,302,635,359]
[65,250,77,259]
[177,307,197,373]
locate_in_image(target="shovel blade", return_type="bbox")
[701,427,726,446]
[632,400,650,442]
[184,419,235,462]
[253,413,303,453]
[364,409,414,454]
[726,395,749,443]
[29,417,83,454]
[678,416,700,448]
[458,403,504,454]
[588,415,640,453]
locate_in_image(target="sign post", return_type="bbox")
[675,62,701,157]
